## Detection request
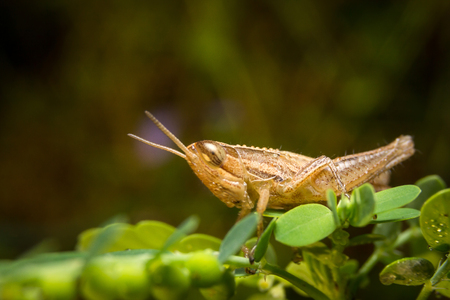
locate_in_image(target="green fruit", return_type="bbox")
[81,256,151,300]
[149,261,191,300]
[82,263,116,300]
[185,251,223,288]
[38,276,77,300]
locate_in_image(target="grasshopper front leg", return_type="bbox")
[237,182,273,265]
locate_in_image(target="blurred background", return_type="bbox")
[1,0,449,298]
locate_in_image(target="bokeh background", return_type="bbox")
[1,0,449,298]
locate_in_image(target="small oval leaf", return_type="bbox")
[349,184,376,227]
[327,189,341,228]
[337,195,350,223]
[371,208,420,223]
[135,221,176,249]
[410,175,447,210]
[86,223,133,256]
[420,189,450,252]
[274,204,336,247]
[174,234,222,253]
[379,257,434,286]
[408,175,447,227]
[77,221,177,253]
[375,185,421,214]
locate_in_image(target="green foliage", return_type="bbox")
[420,189,450,252]
[253,218,277,263]
[176,234,222,253]
[82,252,153,300]
[275,204,336,247]
[348,183,376,227]
[379,257,435,286]
[77,221,176,253]
[2,175,450,300]
[218,213,258,264]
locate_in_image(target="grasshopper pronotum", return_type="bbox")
[129,111,415,240]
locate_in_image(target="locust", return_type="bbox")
[129,111,415,250]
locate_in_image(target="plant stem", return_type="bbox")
[225,255,256,268]
[263,263,330,300]
[417,257,450,300]
[358,248,381,276]
[430,255,450,286]
[390,227,418,250]
[416,281,433,300]
[349,248,382,296]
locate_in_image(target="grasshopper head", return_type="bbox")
[128,112,252,209]
[187,140,251,209]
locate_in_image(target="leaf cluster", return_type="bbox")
[1,176,449,300]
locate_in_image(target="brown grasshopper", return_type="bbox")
[129,111,415,236]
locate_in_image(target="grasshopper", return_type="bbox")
[129,111,415,238]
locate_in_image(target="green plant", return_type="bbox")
[0,175,449,300]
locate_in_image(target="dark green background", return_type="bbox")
[1,0,449,298]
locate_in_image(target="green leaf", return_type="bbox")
[0,252,87,279]
[161,215,200,252]
[337,195,350,223]
[135,221,176,249]
[408,175,447,227]
[371,208,420,223]
[218,213,258,263]
[411,175,447,210]
[85,223,133,256]
[174,234,222,253]
[330,228,350,246]
[374,185,421,214]
[285,243,341,299]
[301,242,337,266]
[253,218,277,263]
[77,228,100,251]
[274,204,336,247]
[326,189,340,227]
[379,257,434,286]
[420,189,450,252]
[77,221,176,253]
[348,234,385,246]
[349,184,375,227]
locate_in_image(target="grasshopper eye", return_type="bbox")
[197,141,226,167]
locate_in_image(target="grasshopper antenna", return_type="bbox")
[128,111,191,160]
